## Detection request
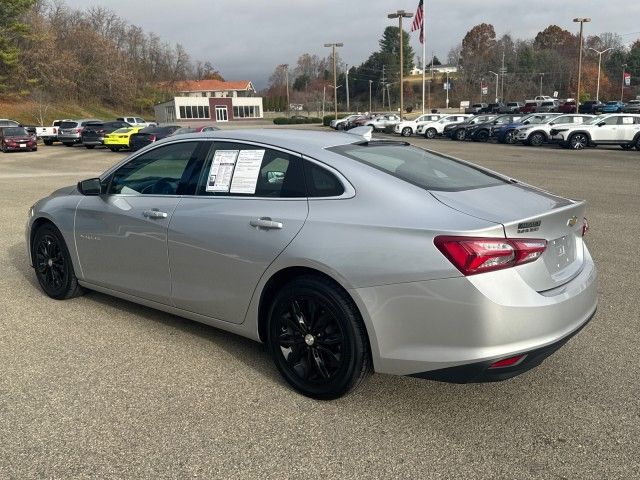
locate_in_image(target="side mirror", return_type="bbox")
[78,178,103,196]
[523,121,530,125]
[597,122,605,127]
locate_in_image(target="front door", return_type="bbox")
[215,105,228,122]
[75,141,204,304]
[169,141,309,324]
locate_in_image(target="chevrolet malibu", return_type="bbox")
[27,129,597,399]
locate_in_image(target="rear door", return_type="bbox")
[617,115,640,141]
[168,141,309,323]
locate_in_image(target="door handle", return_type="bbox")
[143,209,168,219]
[250,217,283,230]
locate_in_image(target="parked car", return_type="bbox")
[465,114,524,142]
[394,113,446,136]
[365,114,401,132]
[58,119,103,147]
[129,125,182,151]
[81,121,132,149]
[536,100,560,113]
[465,103,488,114]
[578,100,605,115]
[558,101,577,113]
[486,102,506,114]
[550,114,640,150]
[27,128,598,399]
[170,126,220,136]
[36,120,71,146]
[0,119,20,128]
[495,113,561,144]
[445,115,497,141]
[116,116,157,128]
[103,126,143,152]
[520,101,539,114]
[498,102,523,114]
[602,101,625,113]
[0,126,38,152]
[330,114,360,130]
[534,95,555,102]
[622,100,640,114]
[416,115,472,139]
[514,114,594,146]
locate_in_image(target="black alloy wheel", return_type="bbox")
[529,132,546,147]
[475,130,490,142]
[267,276,370,399]
[32,224,84,300]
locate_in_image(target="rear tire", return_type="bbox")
[475,130,490,142]
[32,223,85,300]
[424,128,437,139]
[43,139,53,146]
[63,143,74,147]
[85,145,95,149]
[454,129,466,141]
[267,275,371,400]
[401,127,412,137]
[503,130,517,144]
[528,132,546,147]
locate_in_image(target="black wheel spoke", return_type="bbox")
[317,332,343,346]
[311,348,330,379]
[317,345,341,367]
[291,300,308,332]
[279,332,304,348]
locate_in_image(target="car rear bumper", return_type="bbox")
[58,135,81,143]
[82,138,104,146]
[351,246,597,377]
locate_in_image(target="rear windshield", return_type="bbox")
[329,143,508,192]
[3,127,28,136]
[60,121,78,128]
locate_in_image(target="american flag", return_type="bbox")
[411,0,424,44]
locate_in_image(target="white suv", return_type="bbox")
[394,114,445,136]
[416,115,472,139]
[515,114,594,146]
[365,114,401,132]
[550,114,640,150]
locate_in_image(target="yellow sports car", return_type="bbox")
[104,127,143,151]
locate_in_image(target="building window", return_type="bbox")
[179,106,186,119]
[178,105,211,119]
[232,105,261,119]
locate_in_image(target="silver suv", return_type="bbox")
[58,119,102,147]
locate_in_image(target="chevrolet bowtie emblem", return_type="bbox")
[567,216,578,227]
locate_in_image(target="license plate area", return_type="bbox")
[543,235,576,274]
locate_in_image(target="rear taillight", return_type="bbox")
[148,135,156,142]
[582,217,589,237]
[53,128,57,134]
[434,236,547,276]
[75,127,82,133]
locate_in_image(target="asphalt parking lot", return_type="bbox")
[1,137,639,479]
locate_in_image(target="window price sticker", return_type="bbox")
[206,150,239,192]
[230,150,265,194]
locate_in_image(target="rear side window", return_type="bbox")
[329,144,507,192]
[60,121,78,129]
[304,162,344,197]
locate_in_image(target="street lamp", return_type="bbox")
[621,63,628,102]
[538,73,545,97]
[573,17,591,113]
[388,10,413,120]
[324,43,343,120]
[589,47,613,102]
[488,71,499,103]
[281,64,290,117]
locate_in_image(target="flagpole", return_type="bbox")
[421,3,426,115]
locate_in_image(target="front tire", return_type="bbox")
[528,132,546,147]
[85,145,95,149]
[569,133,589,150]
[454,129,466,141]
[503,130,517,144]
[424,128,437,139]
[32,223,85,300]
[474,130,490,142]
[401,127,412,137]
[267,276,371,400]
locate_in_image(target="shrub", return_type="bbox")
[273,117,322,125]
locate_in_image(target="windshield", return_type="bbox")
[606,102,618,105]
[329,143,507,192]
[3,127,28,136]
[60,121,78,129]
[113,128,133,134]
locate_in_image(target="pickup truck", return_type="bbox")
[116,116,157,128]
[36,119,71,146]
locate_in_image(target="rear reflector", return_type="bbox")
[582,217,589,237]
[434,236,547,276]
[488,354,527,369]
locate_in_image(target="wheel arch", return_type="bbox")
[29,216,58,265]
[568,130,592,142]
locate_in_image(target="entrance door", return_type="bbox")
[215,105,228,122]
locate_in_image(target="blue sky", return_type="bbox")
[65,0,640,88]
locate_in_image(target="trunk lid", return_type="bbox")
[431,183,586,291]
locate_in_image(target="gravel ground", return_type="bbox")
[0,136,638,479]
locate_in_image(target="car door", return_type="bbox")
[75,140,206,304]
[617,116,640,141]
[168,141,309,324]
[591,115,619,142]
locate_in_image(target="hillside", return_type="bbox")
[0,101,150,126]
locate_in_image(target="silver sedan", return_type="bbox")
[27,129,597,399]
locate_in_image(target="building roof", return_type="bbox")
[173,79,255,93]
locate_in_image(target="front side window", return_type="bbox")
[329,143,507,192]
[197,142,305,197]
[109,141,201,195]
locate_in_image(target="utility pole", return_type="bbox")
[589,47,612,102]
[322,85,326,118]
[345,64,350,112]
[621,63,628,102]
[381,64,386,109]
[489,71,499,103]
[538,73,545,97]
[499,45,506,102]
[445,71,450,109]
[573,17,591,113]
[388,10,413,120]
[368,80,372,112]
[324,42,343,120]
[283,64,290,117]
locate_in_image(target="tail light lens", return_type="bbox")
[148,135,156,142]
[434,236,547,276]
[75,127,82,133]
[582,217,589,237]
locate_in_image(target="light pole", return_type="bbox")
[368,80,373,112]
[538,73,545,96]
[621,63,628,102]
[489,71,499,103]
[573,17,591,113]
[324,43,343,120]
[445,70,450,109]
[282,64,290,117]
[345,64,350,112]
[588,47,612,102]
[388,10,413,120]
